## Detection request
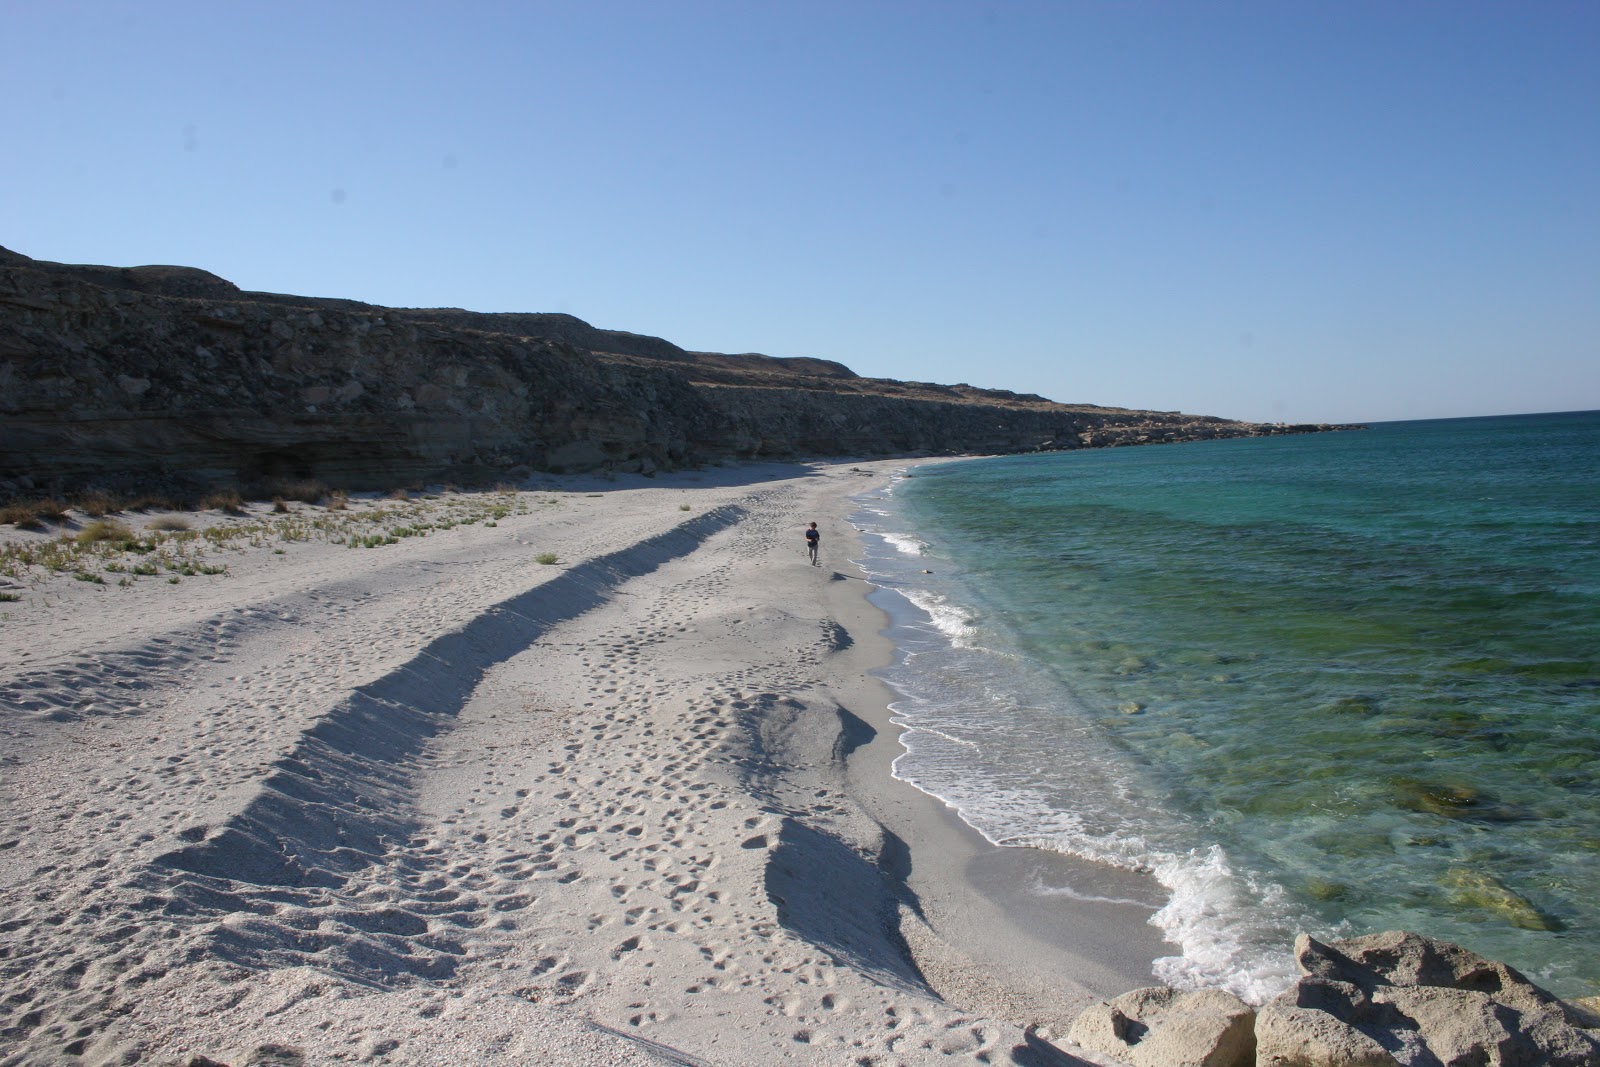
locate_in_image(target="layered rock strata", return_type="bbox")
[0,247,1348,494]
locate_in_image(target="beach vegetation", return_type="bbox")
[679,503,692,511]
[0,592,20,602]
[76,490,119,517]
[263,479,329,504]
[0,499,70,529]
[1,486,539,587]
[77,519,135,544]
[124,493,183,512]
[200,490,246,514]
[536,552,559,565]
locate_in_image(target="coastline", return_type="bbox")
[815,469,1172,1020]
[0,459,1162,1066]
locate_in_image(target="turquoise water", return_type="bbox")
[851,411,1600,1001]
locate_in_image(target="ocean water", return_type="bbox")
[850,411,1600,1002]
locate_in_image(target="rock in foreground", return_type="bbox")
[1071,930,1600,1067]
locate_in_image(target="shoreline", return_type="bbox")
[0,459,1162,1065]
[815,469,1172,1021]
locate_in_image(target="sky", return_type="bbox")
[4,2,1597,425]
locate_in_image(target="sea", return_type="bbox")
[848,410,1600,1002]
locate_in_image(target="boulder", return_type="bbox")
[1254,1002,1400,1066]
[1068,985,1256,1067]
[1257,931,1600,1066]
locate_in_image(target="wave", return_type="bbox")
[850,473,1304,1005]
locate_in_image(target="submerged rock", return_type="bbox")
[1441,867,1564,931]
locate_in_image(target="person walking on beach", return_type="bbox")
[804,522,820,566]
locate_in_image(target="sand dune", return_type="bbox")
[0,462,1161,1066]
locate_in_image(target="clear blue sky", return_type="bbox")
[5,2,1597,424]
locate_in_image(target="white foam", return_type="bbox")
[1029,880,1159,909]
[892,722,981,750]
[880,531,927,557]
[1148,845,1298,1005]
[855,457,1307,1008]
[900,588,977,646]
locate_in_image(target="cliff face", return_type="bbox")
[0,247,1345,494]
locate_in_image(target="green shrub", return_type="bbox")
[536,552,559,565]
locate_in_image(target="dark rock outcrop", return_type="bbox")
[0,246,1352,494]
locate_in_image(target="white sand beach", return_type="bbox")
[0,461,1171,1066]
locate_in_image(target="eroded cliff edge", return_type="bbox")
[0,246,1349,494]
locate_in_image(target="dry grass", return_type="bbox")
[76,519,135,544]
[76,491,120,517]
[2,486,540,588]
[123,493,184,512]
[0,499,70,529]
[264,479,329,505]
[200,490,246,515]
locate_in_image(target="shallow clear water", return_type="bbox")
[851,411,1600,1000]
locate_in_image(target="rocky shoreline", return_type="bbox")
[1071,931,1600,1066]
[0,246,1354,497]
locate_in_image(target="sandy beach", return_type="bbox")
[0,460,1171,1066]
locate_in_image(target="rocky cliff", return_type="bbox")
[0,246,1348,495]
